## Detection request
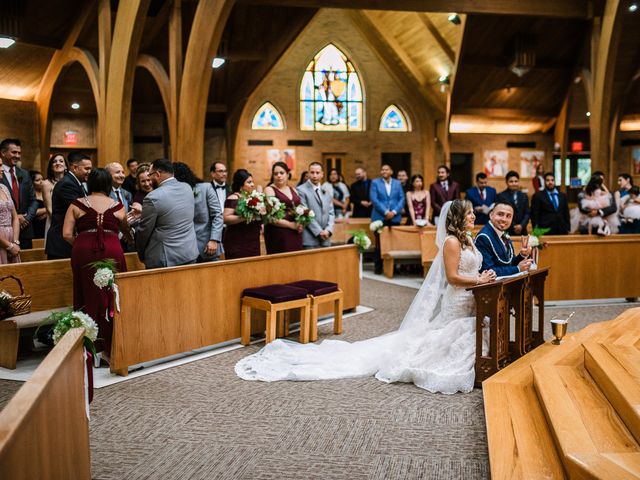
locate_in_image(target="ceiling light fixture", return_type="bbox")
[586,111,591,117]
[211,57,225,69]
[0,36,16,49]
[447,13,461,25]
[438,75,450,93]
[629,3,638,12]
[509,35,535,78]
[71,102,80,110]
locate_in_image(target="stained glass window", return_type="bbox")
[379,105,410,132]
[300,44,363,131]
[252,102,285,130]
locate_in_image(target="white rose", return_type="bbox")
[93,268,114,288]
[295,205,305,215]
[308,210,315,218]
[72,311,99,342]
[362,237,372,249]
[528,235,539,248]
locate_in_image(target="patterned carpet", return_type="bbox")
[0,278,637,479]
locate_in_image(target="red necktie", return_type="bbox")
[9,167,19,210]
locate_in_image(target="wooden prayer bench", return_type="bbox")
[0,328,91,479]
[379,226,426,278]
[110,245,359,376]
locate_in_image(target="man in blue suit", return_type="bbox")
[475,201,533,277]
[465,172,496,225]
[370,164,405,274]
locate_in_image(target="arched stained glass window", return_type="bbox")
[300,44,363,131]
[379,105,410,132]
[252,102,285,130]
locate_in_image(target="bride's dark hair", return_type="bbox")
[446,199,473,249]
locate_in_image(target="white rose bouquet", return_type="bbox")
[88,259,120,321]
[43,309,99,355]
[369,220,384,233]
[293,204,315,227]
[348,230,372,253]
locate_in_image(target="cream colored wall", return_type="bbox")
[234,9,430,187]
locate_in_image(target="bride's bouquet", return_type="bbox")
[293,204,315,227]
[236,190,267,223]
[263,195,287,223]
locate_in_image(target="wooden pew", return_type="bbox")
[111,245,360,376]
[17,248,46,263]
[420,226,483,273]
[0,328,90,479]
[30,238,45,249]
[379,226,425,278]
[331,218,375,247]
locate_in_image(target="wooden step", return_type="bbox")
[584,342,640,445]
[567,452,640,479]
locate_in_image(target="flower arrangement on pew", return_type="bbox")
[348,230,372,253]
[528,226,550,267]
[236,190,267,223]
[263,194,287,223]
[46,309,99,355]
[88,259,120,322]
[293,204,315,227]
[369,220,384,233]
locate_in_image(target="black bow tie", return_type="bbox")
[214,184,226,190]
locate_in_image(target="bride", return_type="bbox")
[235,200,496,394]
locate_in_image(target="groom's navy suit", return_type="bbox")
[474,222,523,277]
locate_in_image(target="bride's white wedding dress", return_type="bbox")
[235,203,487,394]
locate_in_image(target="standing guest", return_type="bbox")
[0,170,21,264]
[0,139,38,249]
[136,159,198,268]
[297,171,309,186]
[106,162,132,212]
[297,162,334,248]
[210,161,230,211]
[132,163,152,205]
[397,170,410,193]
[370,164,405,274]
[429,164,460,222]
[173,162,223,262]
[30,171,47,239]
[63,168,128,360]
[42,154,68,238]
[405,174,431,226]
[497,171,530,235]
[465,172,496,225]
[531,163,545,192]
[577,176,619,235]
[531,172,570,235]
[327,168,349,218]
[350,167,372,218]
[615,173,633,208]
[616,173,638,234]
[475,201,532,277]
[122,158,138,196]
[46,152,92,259]
[223,169,262,259]
[264,161,303,254]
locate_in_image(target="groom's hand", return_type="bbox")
[518,258,533,272]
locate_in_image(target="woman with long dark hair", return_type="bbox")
[263,161,303,254]
[223,169,262,259]
[42,154,68,237]
[406,174,431,226]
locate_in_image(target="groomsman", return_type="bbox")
[297,162,334,248]
[429,165,460,222]
[0,139,38,249]
[531,172,570,235]
[210,162,230,209]
[497,170,530,235]
[349,167,372,218]
[475,201,533,277]
[370,164,405,274]
[465,172,496,225]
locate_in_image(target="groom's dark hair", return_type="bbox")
[491,199,515,212]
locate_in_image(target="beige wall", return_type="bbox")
[618,131,640,186]
[234,9,431,187]
[0,98,40,169]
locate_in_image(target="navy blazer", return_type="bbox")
[370,177,405,224]
[496,189,530,235]
[474,223,523,277]
[465,186,497,225]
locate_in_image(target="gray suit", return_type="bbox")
[136,177,198,268]
[297,180,335,248]
[193,182,223,261]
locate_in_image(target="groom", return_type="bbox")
[475,201,532,277]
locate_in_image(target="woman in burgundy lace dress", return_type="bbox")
[63,168,128,358]
[263,161,303,254]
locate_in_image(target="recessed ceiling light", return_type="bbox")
[71,102,80,110]
[586,111,591,117]
[447,13,461,25]
[0,36,16,49]
[211,57,225,68]
[629,3,638,12]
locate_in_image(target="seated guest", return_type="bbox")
[465,172,496,225]
[531,173,570,235]
[497,171,530,235]
[349,167,372,218]
[63,168,128,360]
[106,162,132,212]
[122,158,138,196]
[136,159,198,268]
[327,168,349,218]
[264,161,303,254]
[42,154,68,238]
[0,170,21,264]
[429,165,460,222]
[405,174,431,226]
[173,162,223,262]
[576,176,619,235]
[475,201,532,277]
[30,170,47,239]
[298,162,334,249]
[223,169,261,259]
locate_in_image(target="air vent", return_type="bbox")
[288,140,313,147]
[621,138,640,147]
[248,140,273,146]
[506,141,536,148]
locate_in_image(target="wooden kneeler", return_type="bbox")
[286,280,344,342]
[241,284,311,345]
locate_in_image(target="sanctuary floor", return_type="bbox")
[0,278,637,479]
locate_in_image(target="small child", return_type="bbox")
[621,186,640,222]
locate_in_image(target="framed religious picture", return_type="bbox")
[266,149,282,178]
[283,149,296,175]
[483,150,508,177]
[632,147,640,175]
[520,151,544,178]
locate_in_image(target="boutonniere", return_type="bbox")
[193,187,199,198]
[502,233,510,240]
[320,188,326,196]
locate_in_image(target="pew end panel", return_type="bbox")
[380,226,424,278]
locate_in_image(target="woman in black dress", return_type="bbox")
[223,169,262,259]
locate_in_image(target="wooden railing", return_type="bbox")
[0,328,90,479]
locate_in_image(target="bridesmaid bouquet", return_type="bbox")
[236,191,267,223]
[263,195,287,223]
[293,205,316,227]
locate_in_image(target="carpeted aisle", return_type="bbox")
[0,278,637,479]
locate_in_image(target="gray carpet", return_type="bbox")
[0,278,637,479]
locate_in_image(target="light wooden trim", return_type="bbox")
[0,328,90,479]
[98,0,112,160]
[168,0,183,161]
[31,238,45,249]
[136,54,172,122]
[416,13,454,62]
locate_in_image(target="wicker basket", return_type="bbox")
[0,275,32,316]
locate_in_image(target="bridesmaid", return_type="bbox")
[406,174,431,226]
[223,169,262,259]
[264,161,303,254]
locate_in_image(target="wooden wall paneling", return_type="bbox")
[177,0,235,173]
[110,246,360,375]
[103,0,152,166]
[554,90,571,167]
[0,328,90,480]
[168,0,183,161]
[97,0,112,162]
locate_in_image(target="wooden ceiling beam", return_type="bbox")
[238,0,589,18]
[455,107,557,118]
[416,13,454,63]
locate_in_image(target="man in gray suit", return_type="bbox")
[136,159,198,268]
[297,162,334,248]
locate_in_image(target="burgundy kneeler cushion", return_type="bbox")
[285,280,338,296]
[242,284,308,303]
